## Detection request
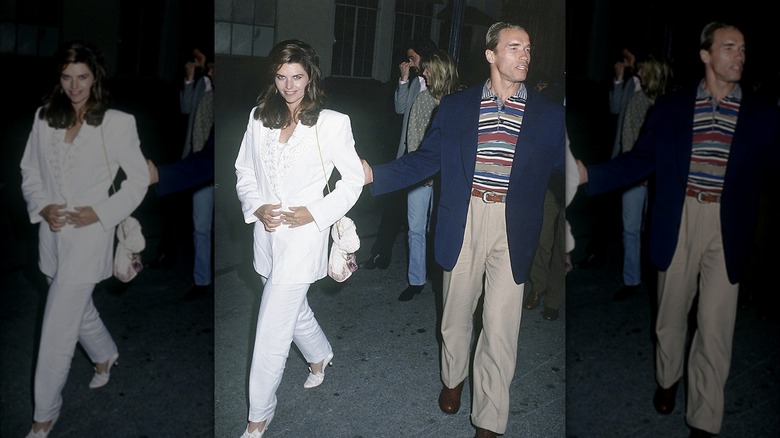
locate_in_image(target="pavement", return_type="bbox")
[213,190,565,438]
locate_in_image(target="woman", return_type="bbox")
[613,55,673,300]
[20,40,149,437]
[234,40,363,437]
[398,50,460,301]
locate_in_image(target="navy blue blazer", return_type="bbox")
[372,84,566,284]
[587,85,780,284]
[156,128,214,196]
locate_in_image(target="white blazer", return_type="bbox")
[20,108,149,284]
[235,108,364,284]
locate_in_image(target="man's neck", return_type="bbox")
[703,76,737,103]
[488,78,521,102]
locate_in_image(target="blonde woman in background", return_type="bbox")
[612,55,673,301]
[398,50,460,301]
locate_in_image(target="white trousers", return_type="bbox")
[34,279,117,422]
[247,280,332,422]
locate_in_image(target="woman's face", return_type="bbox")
[274,62,309,108]
[60,62,94,109]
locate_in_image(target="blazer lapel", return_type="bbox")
[459,87,481,181]
[509,91,538,184]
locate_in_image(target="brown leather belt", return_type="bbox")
[471,188,506,203]
[686,189,720,203]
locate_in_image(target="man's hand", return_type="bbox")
[613,48,636,82]
[147,159,159,185]
[576,160,588,185]
[184,48,206,82]
[361,159,373,185]
[398,59,413,82]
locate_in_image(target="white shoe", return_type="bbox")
[240,414,273,438]
[25,414,58,438]
[303,351,334,389]
[89,351,119,389]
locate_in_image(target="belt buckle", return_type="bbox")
[481,190,498,204]
[696,191,717,203]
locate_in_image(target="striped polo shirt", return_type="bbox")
[473,81,526,195]
[688,82,741,196]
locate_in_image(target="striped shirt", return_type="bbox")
[688,82,741,195]
[473,81,526,195]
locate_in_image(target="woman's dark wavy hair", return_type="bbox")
[40,39,110,128]
[254,39,326,128]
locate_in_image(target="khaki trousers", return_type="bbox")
[441,197,524,434]
[655,197,739,434]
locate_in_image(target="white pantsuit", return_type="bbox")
[235,108,363,422]
[20,108,149,422]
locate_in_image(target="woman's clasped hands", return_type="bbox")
[254,204,313,232]
[40,204,99,231]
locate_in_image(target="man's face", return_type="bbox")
[407,48,422,69]
[487,28,531,84]
[701,27,745,84]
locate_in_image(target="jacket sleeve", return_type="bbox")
[235,109,266,224]
[91,112,150,230]
[306,114,364,231]
[20,109,48,224]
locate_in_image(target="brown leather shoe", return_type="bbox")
[438,381,464,414]
[523,292,542,310]
[474,427,498,438]
[542,307,559,321]
[653,381,679,414]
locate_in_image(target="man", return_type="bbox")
[578,22,780,438]
[363,22,565,437]
[360,40,436,290]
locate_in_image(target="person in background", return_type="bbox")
[234,40,363,438]
[20,39,149,437]
[146,48,213,287]
[182,51,215,301]
[577,22,780,437]
[359,38,438,271]
[363,22,565,438]
[612,55,672,301]
[397,49,460,301]
[579,47,641,270]
[523,74,569,320]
